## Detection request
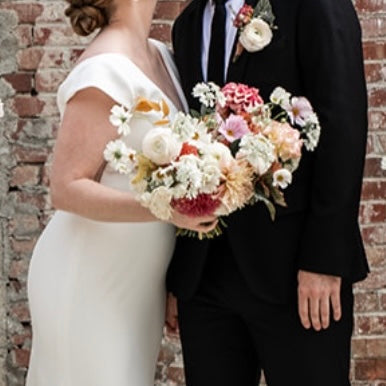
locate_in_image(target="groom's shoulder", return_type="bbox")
[298,0,357,15]
[174,0,202,24]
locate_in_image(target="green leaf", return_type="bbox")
[229,139,241,157]
[254,193,276,221]
[189,109,201,118]
[254,0,276,26]
[269,186,287,207]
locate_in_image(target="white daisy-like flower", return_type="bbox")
[151,166,175,188]
[172,112,198,141]
[0,99,4,118]
[174,154,203,199]
[103,139,136,174]
[381,156,386,171]
[109,105,132,136]
[272,168,292,189]
[238,133,276,175]
[303,122,321,151]
[270,87,291,106]
[192,82,223,108]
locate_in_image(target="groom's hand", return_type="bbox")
[165,293,179,335]
[297,270,342,331]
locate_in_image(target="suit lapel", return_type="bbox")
[226,0,259,83]
[178,0,206,108]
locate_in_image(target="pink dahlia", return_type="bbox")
[222,83,264,114]
[219,114,250,142]
[172,194,221,217]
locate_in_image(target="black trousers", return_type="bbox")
[177,234,354,386]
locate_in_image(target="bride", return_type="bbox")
[26,0,217,384]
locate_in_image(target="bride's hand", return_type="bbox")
[170,210,218,234]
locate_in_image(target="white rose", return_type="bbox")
[272,169,292,189]
[141,187,173,221]
[142,127,182,165]
[201,142,234,169]
[239,18,273,53]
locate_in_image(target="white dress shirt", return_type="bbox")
[201,0,244,81]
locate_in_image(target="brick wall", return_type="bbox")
[0,0,384,385]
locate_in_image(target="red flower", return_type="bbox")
[172,194,221,217]
[234,5,254,29]
[179,142,199,157]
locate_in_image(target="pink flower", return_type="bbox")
[172,194,221,217]
[263,122,303,161]
[219,114,250,142]
[234,5,254,29]
[284,97,314,127]
[222,83,264,114]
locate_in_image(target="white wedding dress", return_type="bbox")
[26,40,188,386]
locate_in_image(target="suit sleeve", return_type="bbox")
[296,0,368,278]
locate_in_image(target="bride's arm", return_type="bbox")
[50,87,155,222]
[50,87,217,231]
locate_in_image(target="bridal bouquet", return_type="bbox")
[103,83,321,238]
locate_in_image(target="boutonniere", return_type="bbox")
[233,0,277,62]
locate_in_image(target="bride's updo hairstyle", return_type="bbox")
[65,0,114,36]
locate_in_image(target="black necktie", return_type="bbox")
[207,0,227,86]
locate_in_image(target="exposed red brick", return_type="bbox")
[12,96,45,117]
[361,180,386,200]
[0,3,43,23]
[17,47,44,70]
[356,0,386,13]
[10,303,31,323]
[3,73,33,93]
[355,359,386,380]
[12,349,30,368]
[13,145,50,163]
[150,23,172,43]
[363,41,386,60]
[10,165,41,187]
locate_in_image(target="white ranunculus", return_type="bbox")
[109,105,132,136]
[201,142,234,169]
[239,18,273,53]
[141,186,173,221]
[200,157,222,194]
[142,127,182,165]
[272,169,292,189]
[0,100,4,118]
[238,133,276,175]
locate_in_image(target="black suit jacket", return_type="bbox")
[167,0,369,304]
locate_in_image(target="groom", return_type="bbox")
[167,0,369,384]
